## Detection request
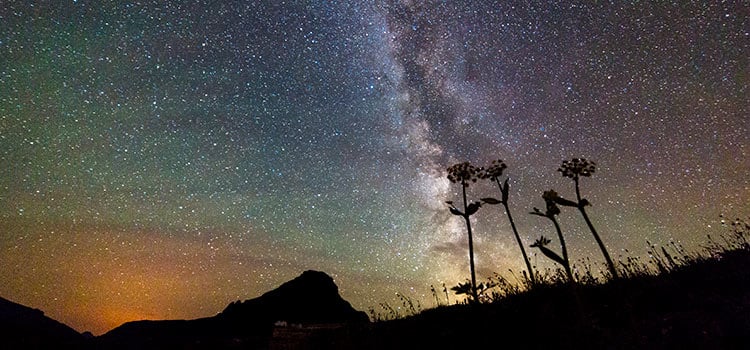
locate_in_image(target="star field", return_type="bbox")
[0,1,748,334]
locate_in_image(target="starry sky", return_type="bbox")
[0,1,748,335]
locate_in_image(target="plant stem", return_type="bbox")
[551,215,574,283]
[574,177,619,279]
[497,179,536,286]
[462,180,479,302]
[579,205,618,279]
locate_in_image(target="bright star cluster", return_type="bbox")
[0,1,747,335]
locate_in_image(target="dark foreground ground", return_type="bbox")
[188,248,750,349]
[3,248,749,349]
[363,248,750,349]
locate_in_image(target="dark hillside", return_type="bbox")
[0,296,84,349]
[3,252,749,349]
[366,249,750,349]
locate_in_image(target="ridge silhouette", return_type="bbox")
[0,296,85,349]
[3,250,750,349]
[96,270,367,349]
[221,270,368,325]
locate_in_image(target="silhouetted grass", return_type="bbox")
[364,229,750,349]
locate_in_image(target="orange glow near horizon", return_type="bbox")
[1,0,747,337]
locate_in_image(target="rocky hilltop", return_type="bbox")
[96,270,368,349]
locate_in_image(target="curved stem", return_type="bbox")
[464,215,478,302]
[495,179,535,285]
[579,206,619,279]
[550,216,574,283]
[462,181,479,302]
[574,177,618,279]
[500,195,536,285]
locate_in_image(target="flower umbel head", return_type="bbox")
[447,162,481,187]
[479,159,507,181]
[558,158,596,180]
[530,236,552,248]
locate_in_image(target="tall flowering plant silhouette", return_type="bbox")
[529,190,575,283]
[445,161,483,302]
[478,159,536,286]
[558,158,619,279]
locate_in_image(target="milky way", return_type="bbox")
[0,1,747,334]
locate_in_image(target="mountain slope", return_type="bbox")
[220,270,369,325]
[96,270,368,349]
[0,296,84,349]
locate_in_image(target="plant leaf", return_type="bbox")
[552,196,578,207]
[466,202,481,216]
[537,246,566,266]
[529,208,546,217]
[480,197,501,205]
[449,207,464,216]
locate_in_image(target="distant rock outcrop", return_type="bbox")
[0,296,84,349]
[220,270,369,325]
[96,270,368,349]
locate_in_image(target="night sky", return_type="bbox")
[1,1,747,335]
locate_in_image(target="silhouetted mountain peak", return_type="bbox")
[221,270,368,325]
[258,270,340,302]
[96,270,368,348]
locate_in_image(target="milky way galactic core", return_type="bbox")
[0,1,747,334]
